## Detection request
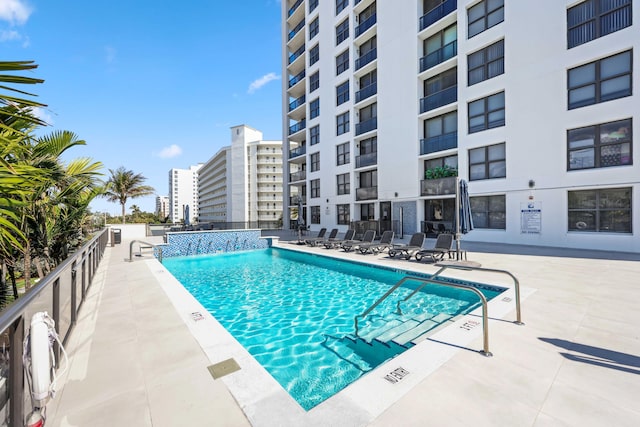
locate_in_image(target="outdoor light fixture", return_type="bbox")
[528,179,535,188]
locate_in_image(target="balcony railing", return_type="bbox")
[355,82,377,103]
[288,19,305,41]
[355,152,377,168]
[289,196,307,205]
[288,44,305,65]
[355,48,377,70]
[289,95,306,111]
[289,145,306,158]
[355,13,377,38]
[420,40,457,72]
[356,186,378,201]
[289,170,306,182]
[420,132,458,155]
[288,119,306,135]
[288,0,304,17]
[419,0,457,31]
[355,117,377,135]
[420,176,456,196]
[420,85,457,113]
[288,70,305,88]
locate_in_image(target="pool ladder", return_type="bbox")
[354,265,524,357]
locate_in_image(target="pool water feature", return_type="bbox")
[162,248,505,410]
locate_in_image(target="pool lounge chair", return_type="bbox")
[307,228,338,246]
[414,233,454,263]
[358,230,395,254]
[341,229,376,252]
[324,229,356,249]
[303,228,326,245]
[388,232,425,260]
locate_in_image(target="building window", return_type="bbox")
[309,17,319,39]
[337,173,350,195]
[310,179,320,198]
[568,50,632,110]
[425,111,457,141]
[310,152,320,172]
[423,24,457,72]
[311,206,321,224]
[468,39,504,86]
[469,143,506,181]
[310,98,320,119]
[310,125,320,145]
[468,91,505,133]
[309,44,320,66]
[336,49,349,75]
[336,80,349,105]
[337,111,350,135]
[425,154,458,171]
[309,71,320,92]
[336,0,348,15]
[336,17,349,45]
[360,203,375,220]
[337,204,350,225]
[568,118,632,170]
[567,0,632,49]
[470,195,506,229]
[309,0,319,13]
[568,188,631,233]
[337,142,350,165]
[468,0,504,38]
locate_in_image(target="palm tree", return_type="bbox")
[103,167,155,224]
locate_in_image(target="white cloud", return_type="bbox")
[247,72,280,94]
[30,107,54,125]
[0,29,19,41]
[157,144,182,159]
[0,0,33,25]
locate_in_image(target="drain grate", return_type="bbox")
[208,358,241,379]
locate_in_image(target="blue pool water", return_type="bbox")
[162,248,504,410]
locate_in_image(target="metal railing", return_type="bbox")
[355,82,377,103]
[420,85,457,113]
[355,48,377,70]
[420,132,457,155]
[0,229,109,426]
[419,0,457,31]
[355,13,376,38]
[420,40,457,72]
[127,240,163,263]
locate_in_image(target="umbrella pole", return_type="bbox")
[455,177,461,260]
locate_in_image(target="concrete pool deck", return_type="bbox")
[46,234,640,426]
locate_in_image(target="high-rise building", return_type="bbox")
[198,125,285,226]
[168,164,202,224]
[155,195,170,220]
[281,0,638,252]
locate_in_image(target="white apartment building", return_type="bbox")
[198,125,284,226]
[168,164,202,224]
[155,195,170,220]
[281,0,639,253]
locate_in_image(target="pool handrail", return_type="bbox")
[127,240,163,262]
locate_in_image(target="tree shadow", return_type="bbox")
[539,337,640,375]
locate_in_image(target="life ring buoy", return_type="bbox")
[576,221,588,230]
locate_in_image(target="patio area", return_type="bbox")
[44,233,640,426]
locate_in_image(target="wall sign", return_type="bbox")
[520,202,541,234]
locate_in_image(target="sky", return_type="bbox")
[1,0,284,215]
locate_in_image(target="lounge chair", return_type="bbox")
[414,233,454,262]
[307,228,338,246]
[388,232,425,260]
[324,229,355,249]
[303,228,326,245]
[358,230,395,254]
[341,229,375,252]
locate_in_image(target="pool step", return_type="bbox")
[359,312,454,346]
[342,336,413,368]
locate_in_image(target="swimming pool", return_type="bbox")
[162,247,505,410]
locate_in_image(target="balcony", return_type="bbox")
[356,186,378,201]
[288,0,303,18]
[420,132,457,155]
[420,176,456,196]
[420,86,457,113]
[355,13,376,38]
[288,44,305,65]
[420,40,457,73]
[355,152,377,168]
[288,19,305,41]
[355,82,377,103]
[289,170,306,182]
[419,0,457,32]
[289,145,306,158]
[289,95,306,112]
[355,48,377,70]
[288,119,306,136]
[355,117,377,136]
[288,70,305,88]
[289,196,307,205]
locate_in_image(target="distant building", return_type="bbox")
[155,195,170,220]
[168,164,202,224]
[198,125,284,226]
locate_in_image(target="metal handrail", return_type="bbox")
[355,275,492,356]
[128,240,163,263]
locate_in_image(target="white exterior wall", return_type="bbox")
[282,0,639,253]
[168,164,201,224]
